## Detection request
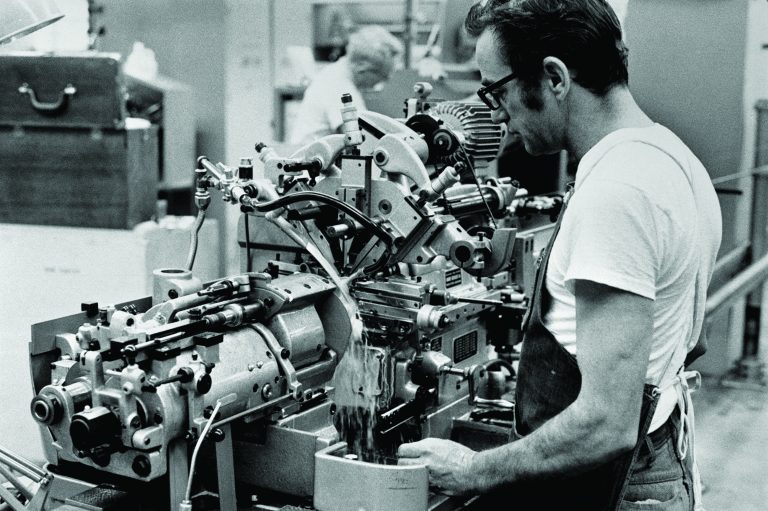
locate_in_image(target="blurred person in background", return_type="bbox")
[289,25,403,144]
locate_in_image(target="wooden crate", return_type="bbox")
[0,124,158,229]
[0,53,159,229]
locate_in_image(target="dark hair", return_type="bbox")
[465,0,628,96]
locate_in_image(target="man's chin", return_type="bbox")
[522,141,559,157]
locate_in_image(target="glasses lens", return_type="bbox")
[478,90,498,110]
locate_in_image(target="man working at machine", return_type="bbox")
[398,1,722,509]
[289,25,403,144]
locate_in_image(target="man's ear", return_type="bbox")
[542,56,570,100]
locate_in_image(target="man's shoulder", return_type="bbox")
[586,125,705,186]
[595,124,692,163]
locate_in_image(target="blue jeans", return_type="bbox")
[619,410,694,510]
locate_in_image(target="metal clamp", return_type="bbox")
[18,82,77,114]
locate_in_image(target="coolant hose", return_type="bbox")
[185,208,207,271]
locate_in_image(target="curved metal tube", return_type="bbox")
[185,209,206,271]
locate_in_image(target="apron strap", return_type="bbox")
[658,369,704,509]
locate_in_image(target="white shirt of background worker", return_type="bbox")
[289,26,403,145]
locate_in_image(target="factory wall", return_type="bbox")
[625,0,768,376]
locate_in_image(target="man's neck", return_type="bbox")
[565,86,654,160]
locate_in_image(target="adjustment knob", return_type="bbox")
[70,407,121,451]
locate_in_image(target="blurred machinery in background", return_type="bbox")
[5,85,564,511]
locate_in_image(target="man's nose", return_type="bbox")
[491,107,508,125]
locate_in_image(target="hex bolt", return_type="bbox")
[132,455,151,477]
[210,428,226,443]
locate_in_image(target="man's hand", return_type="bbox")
[397,438,477,495]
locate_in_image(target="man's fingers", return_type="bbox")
[397,457,425,466]
[397,441,426,458]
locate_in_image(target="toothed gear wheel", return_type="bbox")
[431,102,506,167]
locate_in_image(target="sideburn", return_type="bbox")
[520,83,544,111]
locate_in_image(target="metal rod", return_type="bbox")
[710,165,768,185]
[706,251,768,318]
[713,243,751,276]
[198,157,225,181]
[0,484,25,511]
[0,447,46,480]
[0,463,33,502]
[456,297,503,306]
[210,393,293,429]
[710,243,751,290]
[711,172,752,186]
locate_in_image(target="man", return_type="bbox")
[397,1,721,509]
[289,25,403,144]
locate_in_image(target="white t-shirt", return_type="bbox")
[543,124,722,431]
[288,57,368,145]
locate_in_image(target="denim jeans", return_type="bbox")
[619,411,694,510]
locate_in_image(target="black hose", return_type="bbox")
[252,191,393,275]
[244,213,252,272]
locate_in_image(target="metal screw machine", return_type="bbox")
[6,85,562,511]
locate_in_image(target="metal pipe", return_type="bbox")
[706,251,768,318]
[709,166,768,186]
[185,208,206,271]
[197,157,225,181]
[0,447,46,479]
[713,243,751,276]
[210,393,293,429]
[0,483,24,511]
[0,451,45,481]
[0,464,33,502]
[711,172,753,186]
[710,243,750,290]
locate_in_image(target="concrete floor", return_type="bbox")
[694,376,768,510]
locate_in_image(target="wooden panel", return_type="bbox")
[0,53,126,129]
[0,126,158,229]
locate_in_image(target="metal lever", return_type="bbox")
[142,367,194,393]
[18,82,76,113]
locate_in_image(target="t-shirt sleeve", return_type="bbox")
[561,179,661,299]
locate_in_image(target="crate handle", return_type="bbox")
[17,83,77,114]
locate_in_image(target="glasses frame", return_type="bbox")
[476,71,516,110]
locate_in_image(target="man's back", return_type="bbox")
[545,123,722,429]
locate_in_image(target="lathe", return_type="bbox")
[4,84,562,511]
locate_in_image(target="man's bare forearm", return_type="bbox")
[466,401,634,493]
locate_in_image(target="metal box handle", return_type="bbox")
[17,82,77,114]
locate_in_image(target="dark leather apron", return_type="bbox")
[474,187,660,510]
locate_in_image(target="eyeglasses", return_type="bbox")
[476,71,516,110]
